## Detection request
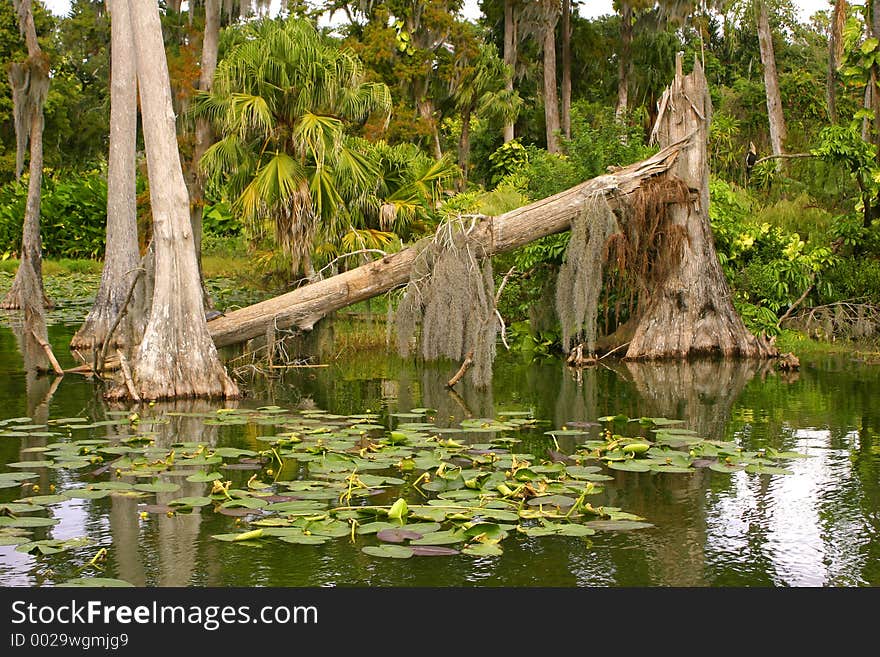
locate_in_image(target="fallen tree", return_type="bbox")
[206,137,689,349]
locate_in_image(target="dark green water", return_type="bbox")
[1,319,878,587]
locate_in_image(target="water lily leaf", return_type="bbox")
[0,516,59,528]
[58,578,134,587]
[63,488,110,500]
[584,520,654,531]
[169,496,213,507]
[409,507,449,522]
[279,534,329,545]
[0,503,45,514]
[410,546,459,556]
[7,460,53,468]
[387,498,408,521]
[0,535,29,546]
[18,494,66,505]
[527,495,577,508]
[471,509,520,522]
[212,529,265,542]
[89,482,134,491]
[377,528,423,543]
[362,545,413,558]
[356,521,400,535]
[186,471,223,483]
[133,482,181,493]
[555,524,596,537]
[463,523,507,541]
[649,465,694,474]
[708,462,744,474]
[411,530,467,546]
[221,497,267,509]
[608,460,651,472]
[462,542,503,557]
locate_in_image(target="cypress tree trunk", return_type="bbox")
[1,0,50,311]
[190,0,221,306]
[503,0,517,143]
[458,106,471,185]
[756,1,787,163]
[626,54,775,360]
[71,0,141,351]
[615,2,632,121]
[542,7,561,154]
[111,0,238,400]
[561,0,571,140]
[827,0,847,123]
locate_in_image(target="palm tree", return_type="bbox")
[448,36,520,184]
[196,18,392,277]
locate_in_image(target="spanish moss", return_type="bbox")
[555,194,618,354]
[396,218,498,388]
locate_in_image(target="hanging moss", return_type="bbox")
[555,194,618,354]
[395,219,498,388]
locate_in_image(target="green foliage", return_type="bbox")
[0,169,108,259]
[488,140,528,186]
[202,200,241,237]
[709,178,840,334]
[820,258,880,304]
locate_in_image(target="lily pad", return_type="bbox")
[376,528,423,543]
[169,496,213,507]
[133,482,181,494]
[361,544,413,558]
[0,516,59,528]
[185,471,223,483]
[526,495,577,508]
[608,460,651,472]
[462,542,503,557]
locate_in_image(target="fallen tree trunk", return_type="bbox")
[207,137,690,349]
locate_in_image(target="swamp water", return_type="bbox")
[0,308,878,587]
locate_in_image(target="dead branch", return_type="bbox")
[447,350,474,388]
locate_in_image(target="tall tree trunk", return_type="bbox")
[561,0,571,140]
[543,10,561,154]
[190,0,221,307]
[827,0,847,123]
[756,1,787,163]
[71,0,141,351]
[417,94,442,160]
[458,106,471,187]
[626,54,775,360]
[115,0,238,401]
[615,2,632,121]
[1,0,50,310]
[503,0,517,143]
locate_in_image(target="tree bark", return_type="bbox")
[542,8,561,154]
[207,138,690,348]
[458,107,471,186]
[190,0,221,307]
[756,1,787,163]
[615,2,632,121]
[626,54,775,360]
[503,0,517,143]
[71,0,141,351]
[115,0,238,401]
[561,0,571,140]
[827,0,847,123]
[1,0,50,310]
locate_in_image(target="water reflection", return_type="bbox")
[1,333,879,586]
